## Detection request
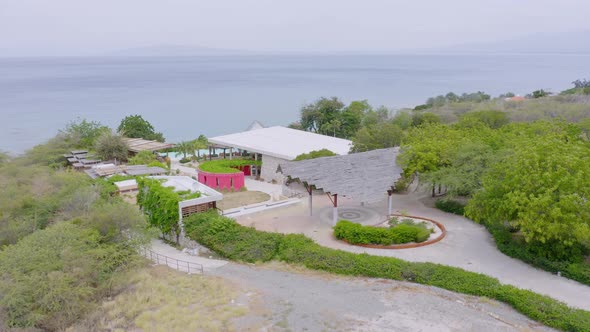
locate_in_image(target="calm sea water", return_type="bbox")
[1,54,589,154]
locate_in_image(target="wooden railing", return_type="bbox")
[141,247,204,274]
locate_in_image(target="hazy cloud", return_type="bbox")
[1,0,588,55]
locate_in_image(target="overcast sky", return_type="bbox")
[1,0,589,56]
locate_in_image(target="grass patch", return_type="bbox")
[70,266,248,331]
[217,191,271,210]
[184,212,590,331]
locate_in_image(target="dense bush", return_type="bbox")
[333,220,430,245]
[435,199,466,215]
[184,213,590,331]
[183,211,282,262]
[198,159,262,174]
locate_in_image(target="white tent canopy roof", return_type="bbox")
[208,126,352,160]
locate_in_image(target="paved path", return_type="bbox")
[148,239,228,273]
[236,192,590,311]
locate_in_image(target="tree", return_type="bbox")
[300,97,345,133]
[411,112,441,127]
[61,118,109,148]
[192,135,209,159]
[351,122,403,152]
[530,89,552,99]
[175,141,191,159]
[465,134,590,260]
[117,115,164,142]
[94,131,128,161]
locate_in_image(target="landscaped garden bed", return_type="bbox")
[334,215,446,249]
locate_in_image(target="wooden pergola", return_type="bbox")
[278,148,403,225]
[122,137,175,154]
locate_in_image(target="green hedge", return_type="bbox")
[184,213,590,331]
[333,220,430,245]
[435,199,465,215]
[183,211,281,262]
[198,159,262,174]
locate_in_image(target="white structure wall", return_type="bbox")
[261,154,287,183]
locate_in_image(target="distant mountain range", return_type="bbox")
[108,44,254,56]
[424,30,590,55]
[104,30,590,57]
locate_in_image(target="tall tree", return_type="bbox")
[117,115,165,142]
[94,131,128,161]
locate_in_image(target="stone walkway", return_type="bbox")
[236,192,590,311]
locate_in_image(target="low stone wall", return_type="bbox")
[197,170,245,191]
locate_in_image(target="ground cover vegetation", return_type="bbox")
[198,159,262,173]
[70,266,248,331]
[0,131,151,330]
[183,211,590,331]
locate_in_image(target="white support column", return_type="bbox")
[333,206,338,226]
[388,195,392,216]
[309,192,313,216]
[229,147,233,160]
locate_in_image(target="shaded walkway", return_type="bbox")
[236,192,590,311]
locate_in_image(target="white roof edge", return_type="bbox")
[208,126,352,160]
[208,138,294,160]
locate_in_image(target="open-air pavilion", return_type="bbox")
[278,147,403,225]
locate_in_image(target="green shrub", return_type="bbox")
[333,220,430,245]
[184,213,590,331]
[183,211,281,262]
[435,199,465,215]
[0,222,138,330]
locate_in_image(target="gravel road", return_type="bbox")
[212,262,554,331]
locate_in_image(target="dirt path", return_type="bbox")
[213,262,554,331]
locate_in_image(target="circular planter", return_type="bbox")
[337,214,446,249]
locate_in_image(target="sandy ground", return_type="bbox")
[236,190,590,311]
[214,262,554,332]
[218,191,271,210]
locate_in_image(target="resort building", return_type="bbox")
[208,125,352,183]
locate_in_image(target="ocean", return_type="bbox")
[1,53,589,154]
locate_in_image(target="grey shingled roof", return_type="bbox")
[278,147,402,203]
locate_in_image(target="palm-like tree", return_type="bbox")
[175,141,191,159]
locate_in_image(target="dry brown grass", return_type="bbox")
[69,266,250,332]
[217,191,270,210]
